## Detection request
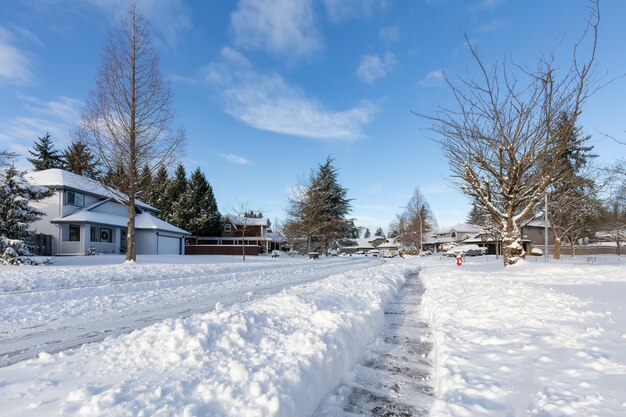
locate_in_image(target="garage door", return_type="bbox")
[157,235,181,255]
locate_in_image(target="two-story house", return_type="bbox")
[25,169,189,255]
[187,215,285,255]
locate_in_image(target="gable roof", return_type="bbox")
[25,169,157,212]
[52,211,189,235]
[224,215,268,228]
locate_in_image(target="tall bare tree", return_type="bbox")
[76,4,184,261]
[390,188,436,255]
[420,3,599,265]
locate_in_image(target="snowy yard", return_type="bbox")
[0,254,625,416]
[421,255,626,416]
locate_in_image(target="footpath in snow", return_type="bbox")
[0,260,418,417]
[314,270,433,416]
[420,255,626,417]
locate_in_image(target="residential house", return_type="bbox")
[25,169,189,255]
[187,215,285,255]
[339,236,386,254]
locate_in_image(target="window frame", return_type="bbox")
[224,223,232,233]
[65,190,84,207]
[69,224,81,242]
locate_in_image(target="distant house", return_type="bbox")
[339,236,386,254]
[25,169,189,256]
[424,223,486,252]
[187,215,285,255]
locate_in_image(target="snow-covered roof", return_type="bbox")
[25,169,157,212]
[352,238,376,249]
[224,215,268,228]
[437,223,485,235]
[377,242,398,249]
[52,211,189,235]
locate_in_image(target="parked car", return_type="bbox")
[444,244,487,257]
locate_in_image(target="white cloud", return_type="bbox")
[0,26,34,86]
[476,19,505,33]
[356,52,397,85]
[27,0,191,48]
[378,25,400,43]
[418,70,445,87]
[0,95,83,159]
[323,0,388,22]
[221,153,250,165]
[231,0,322,60]
[206,50,378,141]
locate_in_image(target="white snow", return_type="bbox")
[0,258,413,417]
[1,254,625,416]
[420,255,626,416]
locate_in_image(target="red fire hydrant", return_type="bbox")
[456,254,463,266]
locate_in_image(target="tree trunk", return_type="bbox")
[242,228,246,262]
[553,237,561,260]
[571,243,576,258]
[126,196,136,261]
[502,221,524,266]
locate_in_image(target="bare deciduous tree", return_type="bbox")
[390,188,436,255]
[76,4,184,261]
[420,3,599,265]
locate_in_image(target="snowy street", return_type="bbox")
[0,255,382,367]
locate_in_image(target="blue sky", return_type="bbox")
[1,0,625,233]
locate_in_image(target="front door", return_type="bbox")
[120,228,127,254]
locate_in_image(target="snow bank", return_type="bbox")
[420,259,626,416]
[0,262,415,417]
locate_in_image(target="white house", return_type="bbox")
[25,169,189,255]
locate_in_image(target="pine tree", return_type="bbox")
[63,140,100,178]
[28,133,64,171]
[137,165,152,199]
[364,228,371,238]
[0,166,53,264]
[177,168,221,237]
[375,227,384,237]
[287,156,352,252]
[466,203,490,226]
[143,165,169,212]
[164,164,187,225]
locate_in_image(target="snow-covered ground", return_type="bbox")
[0,255,383,366]
[1,254,625,416]
[421,255,626,416]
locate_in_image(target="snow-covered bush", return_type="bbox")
[87,244,96,256]
[0,166,52,266]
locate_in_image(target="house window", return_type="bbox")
[90,226,98,242]
[100,228,112,243]
[69,225,81,242]
[65,191,84,207]
[224,224,232,232]
[451,232,457,238]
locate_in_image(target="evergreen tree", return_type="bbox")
[177,168,221,237]
[137,165,152,199]
[27,133,64,171]
[286,156,352,252]
[466,203,490,226]
[63,140,100,178]
[0,166,53,264]
[363,228,371,238]
[164,164,187,224]
[143,165,169,212]
[374,227,385,237]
